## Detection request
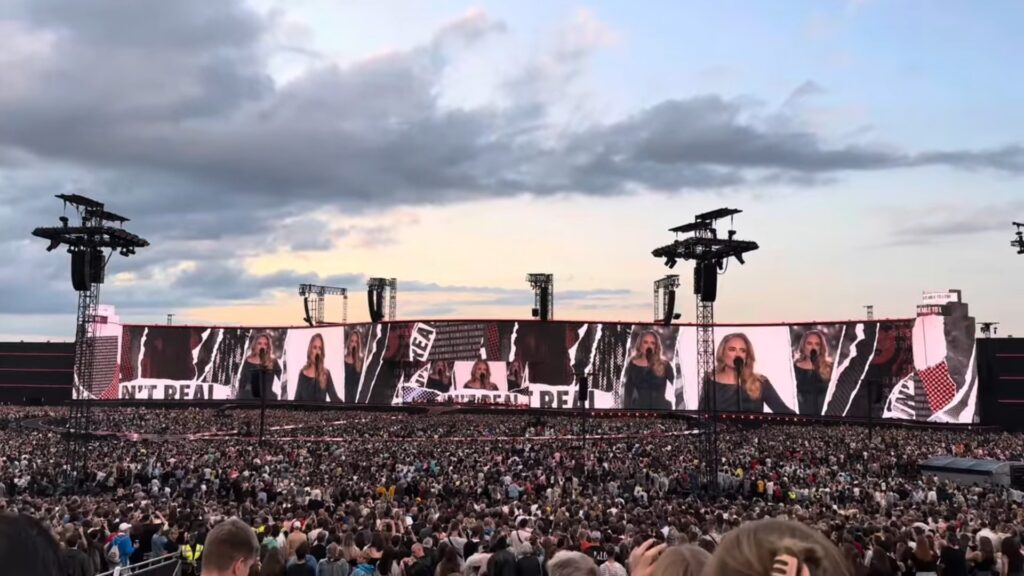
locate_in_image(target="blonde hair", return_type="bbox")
[715,333,762,401]
[249,332,276,370]
[632,330,668,378]
[704,519,850,576]
[303,333,328,389]
[795,330,834,382]
[651,545,710,576]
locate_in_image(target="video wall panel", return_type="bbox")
[98,316,979,422]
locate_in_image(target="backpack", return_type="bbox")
[462,538,479,559]
[105,540,120,565]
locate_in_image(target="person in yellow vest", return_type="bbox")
[182,532,204,576]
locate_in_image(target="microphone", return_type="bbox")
[810,349,819,365]
[646,348,654,362]
[733,357,744,375]
[259,348,267,363]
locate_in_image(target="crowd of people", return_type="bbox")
[1,405,1023,576]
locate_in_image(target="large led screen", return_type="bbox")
[91,315,978,422]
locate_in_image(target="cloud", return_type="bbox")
[888,201,1024,245]
[1,2,1023,333]
[0,1,1020,225]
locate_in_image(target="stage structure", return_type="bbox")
[653,275,681,325]
[527,274,554,321]
[980,322,999,338]
[1012,222,1024,254]
[31,194,148,489]
[299,284,348,326]
[653,208,759,493]
[367,277,397,323]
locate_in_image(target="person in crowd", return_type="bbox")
[237,333,283,401]
[702,333,795,414]
[651,545,710,576]
[294,333,340,402]
[600,547,628,576]
[704,519,850,576]
[200,518,260,576]
[286,541,317,576]
[108,522,135,569]
[183,531,205,576]
[793,329,834,415]
[999,536,1024,576]
[0,513,66,576]
[548,550,598,576]
[968,536,997,576]
[261,548,288,576]
[623,330,674,411]
[65,532,96,576]
[318,543,349,576]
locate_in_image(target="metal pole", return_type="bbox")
[258,366,267,445]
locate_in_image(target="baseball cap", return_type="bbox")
[119,523,131,532]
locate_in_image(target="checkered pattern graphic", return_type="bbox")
[918,360,956,412]
[98,369,120,400]
[484,324,501,360]
[401,386,441,403]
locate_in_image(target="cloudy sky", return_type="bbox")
[2,0,1022,340]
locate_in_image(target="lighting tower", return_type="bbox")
[367,278,397,322]
[653,275,681,325]
[32,194,148,490]
[652,208,759,493]
[527,274,554,321]
[298,284,349,326]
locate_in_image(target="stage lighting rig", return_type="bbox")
[980,322,999,338]
[1012,222,1024,255]
[32,193,148,492]
[527,273,554,321]
[367,277,397,322]
[298,284,349,326]
[653,275,681,325]
[652,207,759,494]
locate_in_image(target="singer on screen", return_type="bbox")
[702,333,794,414]
[462,359,500,391]
[236,332,281,400]
[623,330,673,410]
[343,330,364,403]
[294,333,340,402]
[793,330,833,415]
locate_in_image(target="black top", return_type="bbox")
[236,360,281,400]
[939,546,968,576]
[294,370,340,402]
[794,365,828,415]
[344,361,361,403]
[624,362,673,410]
[911,553,938,571]
[972,554,996,572]
[702,377,794,414]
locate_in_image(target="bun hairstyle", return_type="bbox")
[704,519,851,576]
